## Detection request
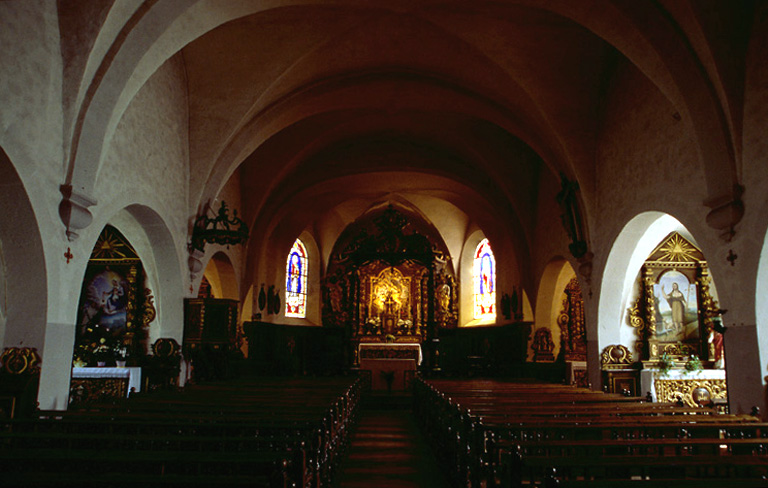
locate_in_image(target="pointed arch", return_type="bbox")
[285,238,308,318]
[203,252,238,300]
[0,147,47,349]
[473,238,496,320]
[535,259,578,359]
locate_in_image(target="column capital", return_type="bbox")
[59,185,97,241]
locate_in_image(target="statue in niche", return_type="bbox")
[368,267,412,335]
[439,284,451,314]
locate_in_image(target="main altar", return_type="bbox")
[322,205,458,388]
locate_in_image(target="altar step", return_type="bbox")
[335,408,449,488]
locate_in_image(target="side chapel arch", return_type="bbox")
[0,147,47,351]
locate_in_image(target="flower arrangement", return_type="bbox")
[684,355,703,375]
[658,353,675,376]
[113,343,129,361]
[93,338,112,365]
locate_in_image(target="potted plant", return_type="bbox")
[684,355,703,375]
[657,353,675,376]
[113,343,129,367]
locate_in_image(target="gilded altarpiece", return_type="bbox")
[556,277,588,387]
[322,206,457,370]
[628,233,721,364]
[558,277,587,362]
[627,232,726,406]
[70,226,155,405]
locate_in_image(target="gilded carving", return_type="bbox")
[628,302,644,330]
[143,288,156,327]
[641,267,657,335]
[601,344,632,366]
[662,343,696,357]
[558,277,587,361]
[532,328,555,362]
[0,347,41,375]
[654,378,727,407]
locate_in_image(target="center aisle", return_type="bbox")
[335,404,450,488]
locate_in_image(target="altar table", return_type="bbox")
[358,343,421,391]
[70,367,142,405]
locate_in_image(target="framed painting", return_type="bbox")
[653,269,699,342]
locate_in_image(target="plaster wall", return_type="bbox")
[0,243,6,340]
[531,172,575,299]
[35,53,189,410]
[743,4,768,395]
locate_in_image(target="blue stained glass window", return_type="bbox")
[285,239,308,318]
[473,238,496,319]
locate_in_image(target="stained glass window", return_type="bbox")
[285,239,308,318]
[473,238,496,319]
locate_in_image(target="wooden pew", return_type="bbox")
[0,375,363,488]
[414,376,768,488]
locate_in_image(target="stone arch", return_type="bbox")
[203,252,238,301]
[597,212,696,386]
[63,1,740,242]
[599,213,692,351]
[756,226,768,388]
[0,147,47,350]
[534,258,578,360]
[116,204,185,345]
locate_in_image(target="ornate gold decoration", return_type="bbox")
[662,342,696,356]
[697,267,722,322]
[655,233,698,263]
[69,378,128,406]
[435,270,458,328]
[143,288,156,327]
[89,226,139,261]
[532,328,555,362]
[558,277,587,361]
[0,347,41,375]
[628,302,644,330]
[152,338,179,359]
[641,267,657,335]
[655,378,727,407]
[601,344,632,366]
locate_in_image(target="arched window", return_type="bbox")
[473,238,496,319]
[285,239,308,318]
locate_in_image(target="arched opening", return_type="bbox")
[67,205,185,405]
[202,252,238,301]
[756,226,768,391]
[600,213,726,404]
[533,259,586,385]
[0,147,47,351]
[460,230,495,327]
[599,213,689,360]
[0,147,48,415]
